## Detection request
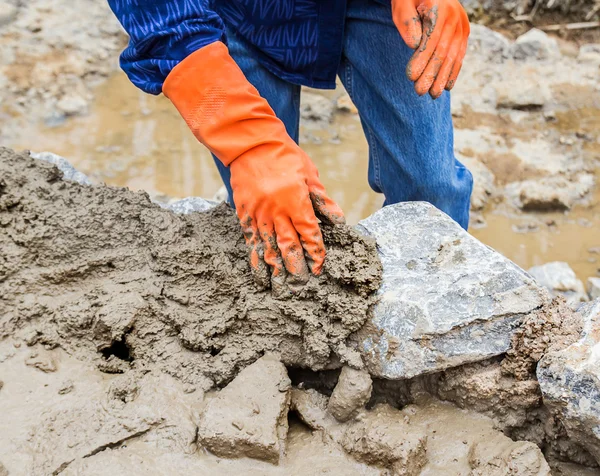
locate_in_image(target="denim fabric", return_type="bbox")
[214,0,473,229]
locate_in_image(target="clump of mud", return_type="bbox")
[502,297,583,381]
[0,148,382,390]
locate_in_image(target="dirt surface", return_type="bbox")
[0,147,382,390]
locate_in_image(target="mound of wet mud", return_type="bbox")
[0,147,382,390]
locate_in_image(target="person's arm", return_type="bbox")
[107,2,344,291]
[106,0,226,95]
[392,0,470,99]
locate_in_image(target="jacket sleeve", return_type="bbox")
[107,0,226,95]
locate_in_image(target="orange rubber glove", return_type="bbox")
[392,0,470,98]
[163,42,345,288]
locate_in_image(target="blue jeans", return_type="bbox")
[212,0,473,229]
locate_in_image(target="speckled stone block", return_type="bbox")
[355,202,547,379]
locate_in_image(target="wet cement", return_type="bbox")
[0,147,382,390]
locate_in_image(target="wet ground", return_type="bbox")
[5,72,600,282]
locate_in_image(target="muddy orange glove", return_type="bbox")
[163,42,345,288]
[392,0,470,98]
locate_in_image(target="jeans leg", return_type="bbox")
[211,29,302,205]
[338,0,473,229]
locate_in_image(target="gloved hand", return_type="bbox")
[163,41,345,289]
[392,0,470,98]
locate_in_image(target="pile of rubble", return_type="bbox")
[1,149,600,474]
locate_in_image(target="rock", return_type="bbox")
[502,298,583,381]
[336,93,358,114]
[511,28,560,61]
[578,44,600,64]
[537,300,600,464]
[164,197,218,214]
[418,397,551,476]
[327,367,372,422]
[457,154,496,211]
[528,262,588,307]
[468,24,510,62]
[0,1,17,26]
[469,439,551,475]
[291,388,332,431]
[197,355,291,464]
[340,404,428,475]
[495,79,550,110]
[550,461,600,476]
[588,277,600,300]
[30,153,221,214]
[30,151,92,185]
[291,388,552,475]
[436,359,541,430]
[212,185,228,203]
[25,349,57,373]
[514,175,594,212]
[56,93,89,116]
[58,379,74,395]
[300,92,333,123]
[354,202,547,380]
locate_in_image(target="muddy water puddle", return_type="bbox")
[4,73,600,281]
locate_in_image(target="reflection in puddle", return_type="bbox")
[5,73,599,281]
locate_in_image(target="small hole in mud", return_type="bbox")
[101,340,132,362]
[287,367,341,396]
[210,347,221,357]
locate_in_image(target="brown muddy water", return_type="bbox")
[6,73,600,282]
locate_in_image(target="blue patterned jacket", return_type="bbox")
[107,0,348,95]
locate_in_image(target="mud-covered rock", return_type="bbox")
[436,359,541,430]
[0,1,17,26]
[588,278,600,300]
[327,367,372,422]
[511,29,561,61]
[300,92,333,123]
[56,93,89,117]
[197,355,291,464]
[292,388,553,476]
[468,24,510,63]
[458,154,496,211]
[578,44,600,64]
[354,202,547,380]
[495,79,550,110]
[528,262,589,307]
[503,298,583,380]
[537,300,600,464]
[291,388,333,431]
[514,175,595,213]
[469,439,551,475]
[341,404,428,475]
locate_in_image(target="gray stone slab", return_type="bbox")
[537,299,600,464]
[30,151,219,215]
[355,202,547,380]
[30,151,92,186]
[164,197,218,214]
